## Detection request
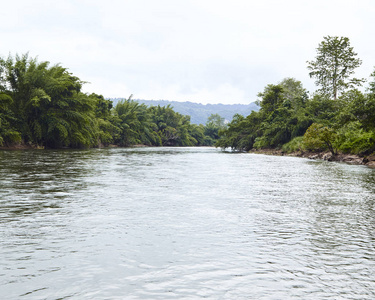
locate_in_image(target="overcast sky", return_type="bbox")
[1,0,375,104]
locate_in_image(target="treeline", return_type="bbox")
[0,54,225,148]
[130,99,259,125]
[217,36,375,156]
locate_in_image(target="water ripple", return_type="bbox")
[1,147,375,299]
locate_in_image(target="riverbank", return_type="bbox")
[0,144,160,150]
[2,143,375,168]
[0,144,44,150]
[249,148,375,168]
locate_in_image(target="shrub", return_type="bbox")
[336,121,375,154]
[303,123,336,155]
[282,136,304,153]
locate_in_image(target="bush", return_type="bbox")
[336,121,375,154]
[303,123,336,155]
[0,130,22,146]
[253,136,268,149]
[282,136,304,153]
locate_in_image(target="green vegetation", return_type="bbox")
[0,54,99,148]
[115,99,259,125]
[2,35,374,157]
[307,36,364,100]
[0,53,222,148]
[217,36,375,157]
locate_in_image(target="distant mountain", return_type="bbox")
[110,99,259,124]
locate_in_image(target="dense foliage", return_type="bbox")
[125,99,258,125]
[216,78,310,151]
[217,36,375,156]
[2,35,374,157]
[217,77,375,155]
[0,54,102,147]
[0,54,222,148]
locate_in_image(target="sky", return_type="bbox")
[1,0,375,104]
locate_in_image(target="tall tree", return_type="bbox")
[279,77,308,107]
[307,36,364,100]
[368,68,375,95]
[114,96,152,146]
[256,84,284,113]
[204,113,226,142]
[0,53,100,148]
[0,92,21,146]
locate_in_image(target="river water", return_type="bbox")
[0,147,374,299]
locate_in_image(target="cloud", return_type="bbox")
[1,0,375,104]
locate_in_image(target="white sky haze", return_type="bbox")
[1,0,375,104]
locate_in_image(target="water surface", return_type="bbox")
[1,147,375,299]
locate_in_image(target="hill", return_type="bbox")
[110,99,259,124]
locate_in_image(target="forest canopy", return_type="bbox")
[0,54,221,148]
[217,36,375,156]
[1,36,375,157]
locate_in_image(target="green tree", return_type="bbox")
[254,105,295,149]
[216,112,262,151]
[305,94,337,125]
[303,123,337,155]
[307,36,364,100]
[217,79,311,151]
[369,68,375,94]
[253,84,293,148]
[0,53,100,148]
[90,93,118,146]
[204,113,226,143]
[114,96,156,146]
[336,89,375,131]
[148,105,197,146]
[335,121,375,154]
[256,84,284,113]
[279,77,308,108]
[0,92,21,146]
[188,124,206,146]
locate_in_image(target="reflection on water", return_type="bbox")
[1,147,375,299]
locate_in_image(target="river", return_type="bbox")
[1,147,375,299]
